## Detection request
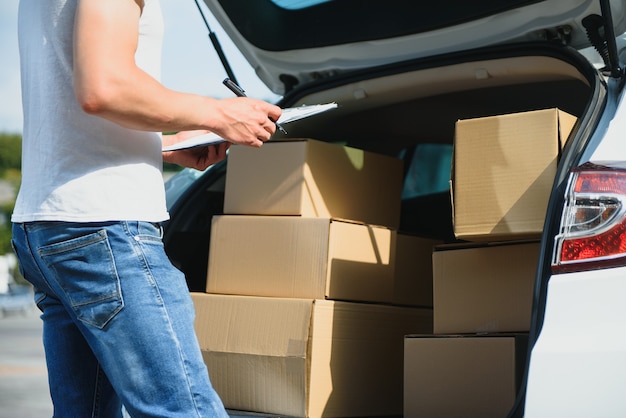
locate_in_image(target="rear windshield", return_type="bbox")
[214,0,545,51]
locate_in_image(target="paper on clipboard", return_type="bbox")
[162,102,337,151]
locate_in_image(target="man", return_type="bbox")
[11,0,281,416]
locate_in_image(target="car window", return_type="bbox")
[165,168,209,210]
[215,0,544,51]
[270,0,330,9]
[400,144,452,200]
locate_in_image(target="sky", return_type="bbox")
[0,0,278,134]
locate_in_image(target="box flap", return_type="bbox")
[207,216,331,298]
[192,293,313,357]
[308,300,433,417]
[305,139,403,227]
[326,220,395,301]
[192,293,313,417]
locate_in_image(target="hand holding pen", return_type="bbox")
[223,78,288,135]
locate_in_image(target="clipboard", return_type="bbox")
[163,102,337,151]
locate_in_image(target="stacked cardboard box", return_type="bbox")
[223,138,403,228]
[192,139,436,417]
[432,241,540,334]
[404,241,537,417]
[193,293,432,418]
[404,109,576,417]
[404,333,529,418]
[451,108,577,242]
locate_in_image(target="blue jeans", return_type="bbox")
[11,221,228,418]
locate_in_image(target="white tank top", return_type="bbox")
[12,0,169,223]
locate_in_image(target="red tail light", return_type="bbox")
[552,164,626,274]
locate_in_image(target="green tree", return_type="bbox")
[0,201,14,255]
[0,133,21,175]
[0,133,21,257]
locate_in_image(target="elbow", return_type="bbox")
[74,82,115,116]
[75,92,108,116]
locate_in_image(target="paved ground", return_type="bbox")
[0,300,272,418]
[0,306,53,418]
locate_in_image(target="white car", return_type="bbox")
[164,1,626,416]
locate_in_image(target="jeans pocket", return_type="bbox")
[38,229,123,329]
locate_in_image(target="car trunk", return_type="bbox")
[164,44,601,417]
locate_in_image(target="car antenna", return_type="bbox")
[192,0,240,86]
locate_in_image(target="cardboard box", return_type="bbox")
[392,233,440,307]
[192,292,433,418]
[433,241,540,334]
[224,139,403,228]
[452,108,577,241]
[207,215,397,303]
[404,333,528,418]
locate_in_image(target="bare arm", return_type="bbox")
[72,0,281,148]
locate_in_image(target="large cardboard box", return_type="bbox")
[192,292,433,418]
[404,333,528,418]
[452,108,577,241]
[433,241,540,334]
[392,233,440,307]
[224,139,403,228]
[207,215,397,303]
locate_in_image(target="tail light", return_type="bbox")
[552,163,626,274]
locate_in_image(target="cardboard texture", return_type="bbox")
[433,241,540,334]
[191,292,433,418]
[206,215,397,303]
[392,233,441,307]
[224,139,403,228]
[404,333,528,418]
[452,108,577,241]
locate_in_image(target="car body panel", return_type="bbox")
[202,0,626,93]
[525,268,626,417]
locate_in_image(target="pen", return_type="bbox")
[223,78,288,135]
